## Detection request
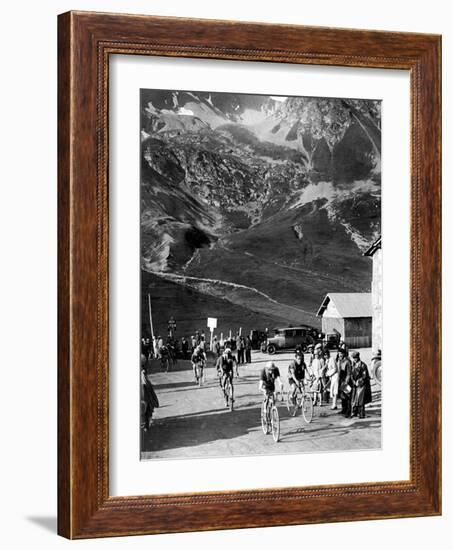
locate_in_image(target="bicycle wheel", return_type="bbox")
[375,363,382,385]
[219,377,226,404]
[223,378,230,407]
[228,382,234,412]
[302,394,314,423]
[271,406,280,442]
[261,401,270,434]
[286,389,298,417]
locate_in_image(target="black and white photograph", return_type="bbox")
[139,89,382,460]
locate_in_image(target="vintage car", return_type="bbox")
[264,326,320,354]
[249,329,267,350]
[323,332,341,349]
[370,350,382,386]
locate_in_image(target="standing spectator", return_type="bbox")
[325,348,340,410]
[223,336,229,352]
[337,348,353,416]
[199,335,206,352]
[156,335,164,359]
[235,333,241,361]
[237,335,245,365]
[350,351,372,418]
[141,358,159,431]
[309,343,326,406]
[245,335,252,364]
[147,337,154,360]
[191,334,197,353]
[141,337,150,362]
[167,337,178,367]
[181,337,189,360]
[214,338,221,358]
[338,339,349,357]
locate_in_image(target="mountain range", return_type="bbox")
[140,90,381,339]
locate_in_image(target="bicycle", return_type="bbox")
[261,391,280,442]
[286,380,313,423]
[219,371,234,411]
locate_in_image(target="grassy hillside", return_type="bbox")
[141,270,298,341]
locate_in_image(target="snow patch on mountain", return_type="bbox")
[177,107,195,116]
[142,233,174,272]
[342,223,374,252]
[290,179,378,211]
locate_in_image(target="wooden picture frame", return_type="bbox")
[58,10,441,539]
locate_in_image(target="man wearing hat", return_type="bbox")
[287,349,307,405]
[308,343,326,406]
[338,347,353,416]
[350,351,372,418]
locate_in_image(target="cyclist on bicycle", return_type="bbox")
[191,344,206,383]
[259,361,283,399]
[216,348,236,392]
[287,349,307,401]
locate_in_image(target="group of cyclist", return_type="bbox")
[189,338,371,421]
[260,343,373,419]
[259,348,307,400]
[191,342,312,407]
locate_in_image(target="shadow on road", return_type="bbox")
[142,405,264,453]
[153,380,197,392]
[283,417,382,444]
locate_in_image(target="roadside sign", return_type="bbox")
[207,317,217,330]
[207,317,217,351]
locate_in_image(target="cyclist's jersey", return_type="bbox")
[216,356,234,375]
[288,360,306,383]
[191,351,205,364]
[260,366,281,392]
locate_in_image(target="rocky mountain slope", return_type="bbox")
[140,90,381,336]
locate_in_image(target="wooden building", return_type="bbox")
[364,236,382,351]
[316,293,372,348]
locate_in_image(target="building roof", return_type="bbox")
[316,293,372,318]
[364,236,381,257]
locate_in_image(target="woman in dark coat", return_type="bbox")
[141,363,159,431]
[350,351,372,418]
[337,348,353,417]
[245,336,252,364]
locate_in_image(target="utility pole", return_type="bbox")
[148,293,154,339]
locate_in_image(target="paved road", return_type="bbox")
[141,349,381,460]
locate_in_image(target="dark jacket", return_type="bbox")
[338,357,353,398]
[351,361,372,406]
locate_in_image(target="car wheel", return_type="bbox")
[373,362,382,385]
[267,344,276,355]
